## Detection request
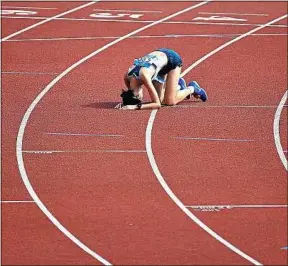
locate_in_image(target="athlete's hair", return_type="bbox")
[120,89,142,106]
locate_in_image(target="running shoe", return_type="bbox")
[188,81,208,102]
[178,77,187,90]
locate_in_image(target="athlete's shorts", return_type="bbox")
[156,48,183,76]
[127,48,182,84]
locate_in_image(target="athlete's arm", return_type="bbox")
[124,73,130,89]
[137,67,161,109]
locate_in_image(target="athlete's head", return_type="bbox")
[120,89,142,106]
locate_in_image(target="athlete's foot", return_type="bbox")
[178,77,187,90]
[188,81,208,102]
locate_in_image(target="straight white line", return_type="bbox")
[15,2,210,265]
[174,104,287,108]
[173,137,255,142]
[186,204,288,209]
[199,12,269,16]
[93,8,162,13]
[2,71,59,75]
[146,13,288,266]
[1,1,98,42]
[6,33,287,42]
[2,6,58,10]
[22,150,146,154]
[46,132,123,137]
[1,200,35,203]
[273,90,288,170]
[2,16,288,28]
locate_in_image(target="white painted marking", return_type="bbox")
[15,2,210,265]
[1,200,35,203]
[199,12,268,16]
[1,1,98,42]
[93,8,162,13]
[2,6,58,10]
[1,10,37,16]
[193,15,247,22]
[186,204,288,209]
[14,1,112,265]
[2,16,288,28]
[146,13,288,266]
[46,132,123,137]
[6,33,287,42]
[173,137,255,142]
[174,104,287,108]
[22,150,146,154]
[2,71,59,75]
[90,12,143,19]
[273,90,288,171]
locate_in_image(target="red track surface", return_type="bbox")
[1,1,287,265]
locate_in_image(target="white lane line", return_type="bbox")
[5,33,287,42]
[2,71,59,75]
[146,13,287,266]
[23,150,146,154]
[172,137,255,142]
[2,6,58,10]
[14,1,113,265]
[16,2,210,265]
[1,1,98,42]
[2,16,288,28]
[93,8,162,13]
[186,204,288,209]
[174,104,288,108]
[199,12,269,16]
[1,200,35,203]
[273,90,288,171]
[46,132,123,137]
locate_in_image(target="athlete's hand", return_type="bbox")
[121,105,137,110]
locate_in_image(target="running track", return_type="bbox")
[1,1,287,265]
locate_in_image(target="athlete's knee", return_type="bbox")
[164,99,177,106]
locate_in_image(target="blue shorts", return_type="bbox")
[156,48,183,76]
[127,48,182,84]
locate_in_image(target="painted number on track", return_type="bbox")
[1,10,37,15]
[193,15,247,22]
[90,12,143,19]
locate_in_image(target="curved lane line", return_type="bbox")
[1,1,98,42]
[15,1,211,264]
[273,90,288,170]
[146,13,288,266]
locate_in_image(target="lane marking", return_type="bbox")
[14,1,112,265]
[2,16,288,28]
[1,200,35,203]
[281,247,288,250]
[2,6,58,10]
[46,132,123,137]
[1,1,98,42]
[146,13,287,266]
[15,2,211,265]
[273,90,288,171]
[199,12,269,16]
[23,150,146,154]
[2,71,59,75]
[172,137,255,142]
[187,204,288,209]
[5,33,287,42]
[93,8,162,13]
[173,104,288,108]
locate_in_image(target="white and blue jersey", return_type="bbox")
[127,48,183,84]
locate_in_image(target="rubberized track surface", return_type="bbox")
[1,1,287,265]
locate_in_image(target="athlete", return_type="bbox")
[120,48,207,110]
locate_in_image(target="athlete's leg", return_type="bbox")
[163,67,193,105]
